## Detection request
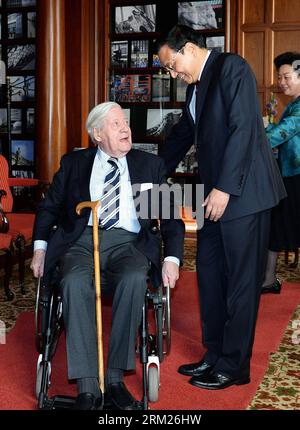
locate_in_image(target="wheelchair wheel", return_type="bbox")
[36,354,51,400]
[148,365,159,403]
[155,285,171,362]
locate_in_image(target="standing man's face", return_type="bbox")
[93,107,132,158]
[158,43,201,84]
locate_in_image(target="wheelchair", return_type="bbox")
[35,275,171,410]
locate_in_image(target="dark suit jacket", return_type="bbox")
[160,51,286,221]
[33,148,185,286]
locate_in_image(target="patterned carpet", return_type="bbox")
[0,237,299,409]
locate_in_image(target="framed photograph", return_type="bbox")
[27,12,36,38]
[11,139,34,167]
[8,13,23,39]
[111,74,151,103]
[11,108,22,134]
[0,108,7,132]
[26,107,34,131]
[111,41,128,68]
[146,109,182,138]
[131,40,148,68]
[176,79,188,102]
[115,5,156,34]
[206,36,225,52]
[175,146,198,173]
[132,143,158,155]
[152,54,161,67]
[152,73,170,102]
[7,44,35,70]
[12,169,34,178]
[178,1,224,30]
[9,75,34,101]
[7,0,36,7]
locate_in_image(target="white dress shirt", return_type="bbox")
[189,50,211,122]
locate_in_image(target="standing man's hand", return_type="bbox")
[30,249,46,278]
[162,261,179,289]
[202,188,230,222]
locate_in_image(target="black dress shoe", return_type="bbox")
[178,359,213,377]
[261,278,281,294]
[189,371,250,390]
[73,392,103,410]
[105,382,141,410]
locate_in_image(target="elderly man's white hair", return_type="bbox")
[86,101,122,143]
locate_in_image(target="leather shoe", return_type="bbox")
[189,371,250,390]
[73,392,103,410]
[178,359,213,377]
[261,278,281,294]
[105,382,141,410]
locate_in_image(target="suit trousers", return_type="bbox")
[59,226,150,380]
[196,210,270,379]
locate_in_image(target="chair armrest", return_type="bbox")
[8,178,39,187]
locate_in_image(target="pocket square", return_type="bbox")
[140,183,153,192]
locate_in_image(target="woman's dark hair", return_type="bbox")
[156,24,205,53]
[274,51,300,74]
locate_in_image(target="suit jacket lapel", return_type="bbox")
[79,147,97,201]
[196,50,220,125]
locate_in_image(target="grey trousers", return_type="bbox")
[59,227,150,380]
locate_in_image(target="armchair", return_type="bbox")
[0,154,38,297]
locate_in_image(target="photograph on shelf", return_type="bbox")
[131,40,149,68]
[146,109,182,138]
[132,143,158,155]
[7,44,35,70]
[178,1,224,30]
[12,169,34,178]
[11,139,34,167]
[152,54,161,67]
[176,79,188,102]
[206,35,224,52]
[9,75,35,101]
[111,74,151,103]
[111,41,128,68]
[175,146,198,174]
[0,108,7,133]
[27,12,36,38]
[7,0,36,7]
[11,108,22,134]
[152,73,170,102]
[8,13,23,39]
[26,107,34,132]
[115,4,156,34]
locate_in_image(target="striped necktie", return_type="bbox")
[99,158,120,230]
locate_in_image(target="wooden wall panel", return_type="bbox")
[272,0,300,23]
[242,31,265,86]
[242,0,265,24]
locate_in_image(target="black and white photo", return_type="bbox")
[176,79,188,102]
[7,44,35,70]
[175,146,198,174]
[206,36,225,52]
[27,12,36,38]
[131,40,148,68]
[152,73,170,102]
[9,75,35,101]
[132,143,158,155]
[146,109,182,138]
[178,1,223,30]
[26,107,34,132]
[8,13,23,39]
[111,74,151,103]
[111,41,128,68]
[115,5,156,34]
[11,108,22,134]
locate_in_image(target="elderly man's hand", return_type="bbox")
[162,260,179,289]
[202,188,230,222]
[30,249,46,278]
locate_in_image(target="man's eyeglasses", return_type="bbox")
[163,46,185,72]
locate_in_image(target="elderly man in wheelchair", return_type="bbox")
[31,102,185,410]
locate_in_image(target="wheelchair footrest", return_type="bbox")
[40,395,76,410]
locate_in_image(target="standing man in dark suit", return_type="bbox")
[157,25,286,390]
[31,102,184,409]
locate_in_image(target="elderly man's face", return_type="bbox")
[93,107,132,158]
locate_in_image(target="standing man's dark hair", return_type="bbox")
[157,24,286,391]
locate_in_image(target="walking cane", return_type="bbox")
[76,200,105,395]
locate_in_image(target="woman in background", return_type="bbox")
[262,51,300,293]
